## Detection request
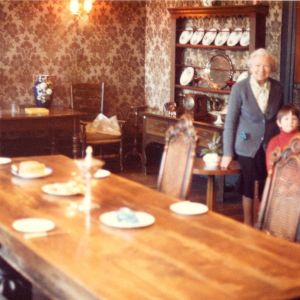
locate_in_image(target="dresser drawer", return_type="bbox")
[145,118,169,137]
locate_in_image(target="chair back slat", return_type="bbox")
[71,83,102,120]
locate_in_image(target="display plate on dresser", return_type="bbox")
[240,29,250,46]
[227,28,243,46]
[214,28,230,46]
[202,28,217,46]
[190,28,205,45]
[179,67,194,86]
[179,27,193,44]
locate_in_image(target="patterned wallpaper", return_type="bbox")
[0,0,146,116]
[144,0,283,110]
[0,0,282,114]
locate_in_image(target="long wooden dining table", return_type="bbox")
[0,155,300,299]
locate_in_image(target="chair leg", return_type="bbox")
[82,140,86,158]
[81,145,84,158]
[120,140,123,172]
[253,180,260,226]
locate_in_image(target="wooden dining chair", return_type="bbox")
[256,133,300,243]
[157,114,197,200]
[70,82,124,171]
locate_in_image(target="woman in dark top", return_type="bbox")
[220,48,283,226]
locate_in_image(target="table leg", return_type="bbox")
[0,133,2,155]
[206,175,216,211]
[72,118,81,158]
[50,128,56,154]
[142,116,148,174]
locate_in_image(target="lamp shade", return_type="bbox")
[70,0,79,15]
[83,0,93,13]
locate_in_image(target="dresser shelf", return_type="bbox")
[176,43,249,51]
[175,84,231,95]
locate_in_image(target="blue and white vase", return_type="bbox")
[33,75,54,108]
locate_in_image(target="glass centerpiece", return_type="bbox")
[75,146,104,212]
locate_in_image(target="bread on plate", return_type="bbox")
[18,161,46,177]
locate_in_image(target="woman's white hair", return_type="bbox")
[247,48,277,72]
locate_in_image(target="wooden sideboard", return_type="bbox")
[142,110,223,173]
[0,108,85,158]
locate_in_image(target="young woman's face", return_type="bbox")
[277,112,299,133]
[250,55,272,84]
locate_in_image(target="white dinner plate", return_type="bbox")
[94,169,111,179]
[202,28,217,46]
[12,218,55,233]
[240,29,250,46]
[179,27,193,44]
[11,166,53,179]
[190,28,205,45]
[170,201,208,216]
[214,28,230,46]
[0,157,12,165]
[227,28,243,46]
[100,211,155,229]
[179,67,194,86]
[42,182,82,196]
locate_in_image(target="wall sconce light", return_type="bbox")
[69,0,93,16]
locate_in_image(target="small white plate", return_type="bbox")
[12,218,55,233]
[190,28,205,45]
[42,182,82,196]
[179,67,194,86]
[179,27,193,44]
[202,28,217,46]
[214,28,230,46]
[227,28,243,46]
[11,166,53,179]
[170,201,208,216]
[94,169,111,179]
[0,157,12,165]
[100,211,155,229]
[240,29,250,46]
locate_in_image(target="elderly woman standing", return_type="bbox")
[220,48,283,226]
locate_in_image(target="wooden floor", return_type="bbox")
[117,156,244,223]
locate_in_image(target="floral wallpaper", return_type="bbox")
[144,0,283,110]
[0,0,146,116]
[0,0,283,115]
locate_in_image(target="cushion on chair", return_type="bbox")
[86,131,121,142]
[85,113,121,142]
[86,114,121,135]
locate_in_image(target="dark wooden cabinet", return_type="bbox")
[168,5,269,104]
[141,111,222,173]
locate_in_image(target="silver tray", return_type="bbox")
[206,54,234,89]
